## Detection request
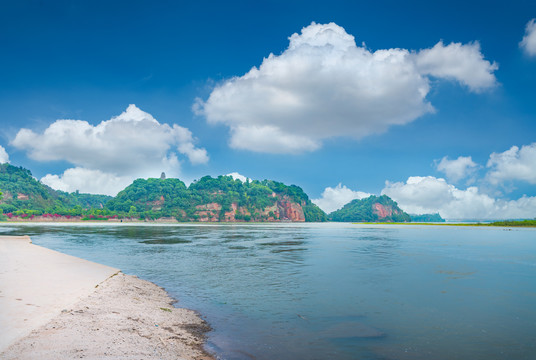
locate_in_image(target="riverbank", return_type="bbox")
[356,221,536,227]
[0,236,214,360]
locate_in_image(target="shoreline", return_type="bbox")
[1,219,535,228]
[0,236,215,360]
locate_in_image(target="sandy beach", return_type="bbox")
[0,236,214,360]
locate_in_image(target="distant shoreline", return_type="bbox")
[1,219,535,227]
[354,221,536,228]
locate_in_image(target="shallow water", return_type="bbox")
[1,223,535,359]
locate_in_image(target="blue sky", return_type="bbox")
[1,0,535,219]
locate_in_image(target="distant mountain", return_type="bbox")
[329,195,411,222]
[0,163,327,222]
[410,213,445,222]
[106,176,327,222]
[0,163,111,214]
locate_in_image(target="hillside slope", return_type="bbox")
[0,163,111,214]
[0,164,326,222]
[329,195,411,222]
[106,176,327,222]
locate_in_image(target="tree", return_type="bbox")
[128,205,137,217]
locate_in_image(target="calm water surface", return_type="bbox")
[1,223,535,359]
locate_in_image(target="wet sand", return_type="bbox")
[0,236,213,359]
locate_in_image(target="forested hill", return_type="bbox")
[329,195,411,222]
[106,175,327,222]
[410,213,445,222]
[0,163,111,215]
[0,163,326,222]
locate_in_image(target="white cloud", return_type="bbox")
[382,176,536,220]
[226,172,250,182]
[435,156,478,182]
[195,22,497,154]
[486,143,536,185]
[41,168,132,196]
[0,145,9,163]
[520,19,536,57]
[312,183,371,213]
[415,41,498,91]
[12,105,208,195]
[228,126,320,153]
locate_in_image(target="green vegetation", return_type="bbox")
[303,203,328,222]
[329,195,411,222]
[0,163,112,218]
[2,163,534,225]
[106,175,326,222]
[488,219,536,227]
[410,213,445,222]
[0,163,56,212]
[0,164,326,222]
[352,220,536,227]
[0,188,4,221]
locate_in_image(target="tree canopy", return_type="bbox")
[106,175,327,222]
[0,164,326,222]
[329,195,411,222]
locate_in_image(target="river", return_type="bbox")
[1,223,535,359]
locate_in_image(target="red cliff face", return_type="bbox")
[373,203,392,219]
[223,203,239,221]
[190,197,305,222]
[277,197,305,222]
[148,193,306,222]
[195,202,222,222]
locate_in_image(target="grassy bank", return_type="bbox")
[355,220,536,227]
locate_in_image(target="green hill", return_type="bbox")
[106,175,327,222]
[0,163,326,222]
[410,213,445,222]
[0,163,56,213]
[329,195,411,222]
[0,163,111,216]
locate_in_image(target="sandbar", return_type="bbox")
[0,236,213,359]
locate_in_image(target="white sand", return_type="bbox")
[0,236,214,359]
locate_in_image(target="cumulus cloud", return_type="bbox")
[435,155,478,182]
[312,183,371,213]
[0,145,9,163]
[226,172,250,182]
[415,41,498,91]
[12,105,208,195]
[228,126,320,153]
[520,19,536,57]
[382,176,536,220]
[486,143,536,185]
[41,168,132,196]
[195,22,498,154]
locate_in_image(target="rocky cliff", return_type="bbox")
[190,196,306,222]
[106,176,324,222]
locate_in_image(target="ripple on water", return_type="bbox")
[139,238,192,245]
[259,240,306,246]
[271,248,307,253]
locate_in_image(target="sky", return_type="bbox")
[1,0,535,220]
